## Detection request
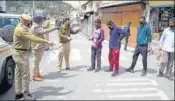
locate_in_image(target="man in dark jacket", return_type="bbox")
[123,22,131,51]
[126,16,152,76]
[105,20,127,77]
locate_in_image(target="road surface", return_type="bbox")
[0,31,174,100]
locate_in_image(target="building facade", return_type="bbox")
[99,1,146,47]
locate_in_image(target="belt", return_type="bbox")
[15,48,29,51]
[60,40,70,44]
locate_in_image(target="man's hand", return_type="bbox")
[88,36,93,40]
[148,43,152,51]
[67,37,72,41]
[47,41,55,46]
[159,47,162,51]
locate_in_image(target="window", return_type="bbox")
[0,17,20,28]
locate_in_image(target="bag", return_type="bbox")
[156,51,163,67]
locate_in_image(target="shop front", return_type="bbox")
[100,1,146,47]
[148,1,174,42]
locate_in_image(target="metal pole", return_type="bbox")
[32,0,35,17]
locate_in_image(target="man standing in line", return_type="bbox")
[57,18,80,72]
[126,16,152,76]
[13,14,54,100]
[105,20,127,77]
[30,16,59,81]
[123,22,132,51]
[87,19,104,72]
[157,18,174,81]
[43,16,51,50]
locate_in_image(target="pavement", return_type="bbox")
[0,31,174,100]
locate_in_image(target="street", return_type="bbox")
[0,31,174,100]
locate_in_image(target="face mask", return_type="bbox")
[170,25,174,29]
[140,21,143,24]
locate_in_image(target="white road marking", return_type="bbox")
[158,90,169,100]
[93,88,158,93]
[70,49,81,61]
[95,78,149,82]
[108,93,160,99]
[150,80,158,86]
[96,82,157,87]
[44,79,60,83]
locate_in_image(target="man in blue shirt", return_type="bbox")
[126,16,152,76]
[105,20,126,77]
[123,22,131,51]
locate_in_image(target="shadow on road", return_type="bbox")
[101,66,126,76]
[0,87,15,100]
[70,65,88,71]
[44,72,78,79]
[32,86,73,99]
[134,68,157,74]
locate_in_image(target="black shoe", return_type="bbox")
[65,67,71,70]
[87,67,94,71]
[95,68,101,73]
[157,74,163,77]
[141,70,147,76]
[126,68,134,73]
[15,93,24,100]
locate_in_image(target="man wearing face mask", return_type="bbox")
[126,16,152,76]
[30,16,59,81]
[105,20,127,77]
[157,18,174,81]
[13,14,55,100]
[87,19,104,72]
[57,18,80,72]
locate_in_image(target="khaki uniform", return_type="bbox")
[43,20,51,49]
[13,23,48,95]
[57,24,71,71]
[30,23,55,76]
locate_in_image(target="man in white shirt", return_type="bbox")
[157,18,174,81]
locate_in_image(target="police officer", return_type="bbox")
[13,14,54,100]
[57,18,80,72]
[30,16,59,81]
[42,16,51,50]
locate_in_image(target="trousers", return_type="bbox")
[13,51,30,95]
[32,49,44,75]
[124,36,129,50]
[130,45,148,71]
[159,51,174,77]
[91,46,102,69]
[108,48,120,72]
[57,42,70,71]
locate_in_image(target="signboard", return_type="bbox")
[149,1,174,7]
